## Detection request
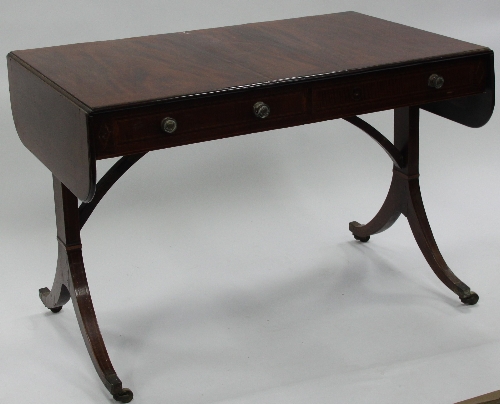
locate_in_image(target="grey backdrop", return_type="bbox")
[1,1,500,403]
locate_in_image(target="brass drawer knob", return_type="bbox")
[428,74,444,89]
[253,101,270,119]
[161,117,177,134]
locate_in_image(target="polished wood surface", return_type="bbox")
[349,107,478,303]
[9,12,488,110]
[7,58,95,202]
[7,11,493,201]
[91,54,490,159]
[39,177,133,402]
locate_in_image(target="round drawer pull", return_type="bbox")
[161,117,177,134]
[428,74,444,89]
[253,101,270,119]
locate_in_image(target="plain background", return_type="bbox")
[1,1,500,403]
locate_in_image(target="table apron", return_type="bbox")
[91,53,491,159]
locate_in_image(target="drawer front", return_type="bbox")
[311,55,489,117]
[95,88,308,158]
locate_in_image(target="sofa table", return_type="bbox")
[7,12,495,402]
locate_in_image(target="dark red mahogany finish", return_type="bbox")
[7,12,494,401]
[7,12,493,200]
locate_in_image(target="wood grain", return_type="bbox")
[90,53,490,159]
[7,56,95,202]
[10,12,489,111]
[8,11,493,199]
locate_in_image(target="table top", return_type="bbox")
[10,11,489,111]
[7,12,494,202]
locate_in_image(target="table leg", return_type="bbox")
[38,242,70,313]
[349,106,478,305]
[39,176,133,402]
[348,175,402,242]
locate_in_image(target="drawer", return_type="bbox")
[92,54,490,159]
[94,88,308,158]
[311,55,489,117]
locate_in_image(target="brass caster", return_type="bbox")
[460,291,479,305]
[353,234,370,242]
[113,388,134,403]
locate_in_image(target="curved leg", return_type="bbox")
[349,107,478,305]
[39,176,133,402]
[349,171,403,241]
[67,246,133,402]
[406,179,478,304]
[39,242,71,313]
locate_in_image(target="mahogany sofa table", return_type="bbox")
[7,12,495,402]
